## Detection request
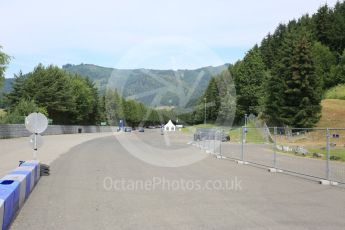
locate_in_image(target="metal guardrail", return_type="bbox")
[193,127,345,184]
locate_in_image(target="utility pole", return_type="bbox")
[244,113,248,143]
[204,97,207,125]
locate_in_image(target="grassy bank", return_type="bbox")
[325,84,345,100]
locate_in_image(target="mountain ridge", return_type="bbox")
[62,63,228,107]
[3,63,228,108]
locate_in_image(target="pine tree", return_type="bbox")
[327,2,345,54]
[6,71,27,106]
[233,46,267,122]
[204,77,219,121]
[260,34,275,70]
[105,89,123,126]
[329,49,345,86]
[270,31,323,128]
[216,70,236,126]
[286,35,321,127]
[313,5,332,46]
[312,42,337,89]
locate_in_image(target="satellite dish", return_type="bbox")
[25,112,48,134]
[25,112,48,159]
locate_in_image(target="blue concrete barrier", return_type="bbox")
[20,161,40,184]
[0,160,41,230]
[9,171,31,200]
[0,180,20,230]
[13,167,34,192]
[1,175,26,209]
[0,199,4,230]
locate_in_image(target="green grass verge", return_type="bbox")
[228,123,268,144]
[275,147,345,162]
[192,124,217,128]
[229,128,241,142]
[182,122,269,144]
[325,84,345,100]
[307,148,345,162]
[180,124,217,133]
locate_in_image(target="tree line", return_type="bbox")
[103,89,177,127]
[3,64,100,124]
[191,1,345,128]
[0,64,175,126]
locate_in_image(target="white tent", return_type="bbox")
[164,120,176,132]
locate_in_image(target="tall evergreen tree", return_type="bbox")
[327,2,345,54]
[6,71,27,106]
[267,30,322,127]
[329,49,345,87]
[313,4,332,46]
[204,77,220,121]
[265,30,296,126]
[105,89,124,126]
[232,46,267,122]
[24,65,76,124]
[312,42,337,89]
[260,34,275,70]
[216,70,236,126]
[284,34,322,127]
[70,75,98,125]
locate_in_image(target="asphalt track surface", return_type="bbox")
[9,130,345,230]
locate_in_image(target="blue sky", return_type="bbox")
[0,0,339,78]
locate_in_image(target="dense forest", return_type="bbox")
[192,1,345,128]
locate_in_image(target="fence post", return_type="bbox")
[208,133,210,152]
[241,126,244,161]
[201,134,203,149]
[212,132,216,154]
[238,128,241,143]
[219,130,222,157]
[273,127,277,169]
[326,128,330,181]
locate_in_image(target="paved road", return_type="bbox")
[9,130,345,229]
[0,132,114,177]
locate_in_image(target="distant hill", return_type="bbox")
[62,63,228,108]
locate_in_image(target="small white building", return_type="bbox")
[164,120,176,132]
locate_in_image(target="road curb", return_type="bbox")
[0,160,40,230]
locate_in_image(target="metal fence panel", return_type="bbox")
[192,126,345,184]
[329,129,345,184]
[274,128,327,179]
[241,127,274,167]
[218,127,242,160]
